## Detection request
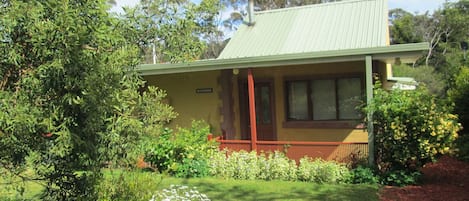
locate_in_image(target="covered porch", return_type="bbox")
[139,43,428,162]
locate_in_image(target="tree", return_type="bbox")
[392,64,446,96]
[119,0,221,63]
[388,1,469,91]
[388,8,424,44]
[220,0,341,32]
[0,0,176,199]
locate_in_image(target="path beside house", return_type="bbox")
[379,156,469,201]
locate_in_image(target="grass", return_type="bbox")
[0,171,44,200]
[101,169,379,201]
[163,177,379,201]
[1,169,380,201]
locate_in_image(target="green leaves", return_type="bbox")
[366,86,461,185]
[209,150,350,183]
[142,121,215,178]
[119,0,220,63]
[0,0,162,199]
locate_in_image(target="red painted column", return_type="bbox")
[247,68,257,151]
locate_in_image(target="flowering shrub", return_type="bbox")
[208,150,260,180]
[209,150,349,183]
[258,151,297,181]
[297,157,350,184]
[150,185,210,201]
[367,86,461,185]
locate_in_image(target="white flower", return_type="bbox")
[150,185,210,201]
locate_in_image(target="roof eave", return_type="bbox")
[137,42,429,76]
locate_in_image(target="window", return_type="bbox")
[286,77,363,121]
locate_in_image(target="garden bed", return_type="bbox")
[379,156,469,201]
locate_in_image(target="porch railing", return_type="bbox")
[208,135,368,162]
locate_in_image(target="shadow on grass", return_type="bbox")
[176,178,378,201]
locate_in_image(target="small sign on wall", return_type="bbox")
[196,88,213,93]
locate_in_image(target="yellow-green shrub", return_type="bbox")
[367,86,461,185]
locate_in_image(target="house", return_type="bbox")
[137,0,428,162]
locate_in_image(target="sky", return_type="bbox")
[111,0,455,14]
[389,0,455,14]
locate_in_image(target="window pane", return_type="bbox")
[312,80,336,120]
[338,78,362,119]
[287,81,308,120]
[255,87,261,123]
[260,86,271,124]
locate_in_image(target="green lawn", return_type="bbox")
[0,176,44,200]
[160,177,379,201]
[102,170,380,201]
[1,170,379,201]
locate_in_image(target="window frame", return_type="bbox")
[283,73,365,129]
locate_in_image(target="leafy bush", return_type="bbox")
[143,121,218,178]
[448,66,469,160]
[258,152,297,181]
[449,66,469,134]
[297,157,350,184]
[103,84,178,169]
[380,170,421,187]
[366,86,460,185]
[209,150,260,180]
[209,150,349,183]
[455,134,469,161]
[98,170,162,201]
[349,166,378,184]
[209,150,298,181]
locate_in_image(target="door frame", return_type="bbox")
[239,78,277,140]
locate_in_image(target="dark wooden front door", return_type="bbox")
[240,81,276,140]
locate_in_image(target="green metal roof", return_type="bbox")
[219,0,389,59]
[138,43,428,75]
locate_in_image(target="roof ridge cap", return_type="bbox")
[255,0,380,15]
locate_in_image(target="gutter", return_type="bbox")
[137,43,429,76]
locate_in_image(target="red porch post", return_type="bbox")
[247,68,257,151]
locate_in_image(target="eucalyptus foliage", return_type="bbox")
[119,0,220,63]
[0,0,176,199]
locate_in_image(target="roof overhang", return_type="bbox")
[137,42,429,76]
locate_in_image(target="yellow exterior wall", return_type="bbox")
[233,61,370,142]
[144,71,222,133]
[143,60,387,143]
